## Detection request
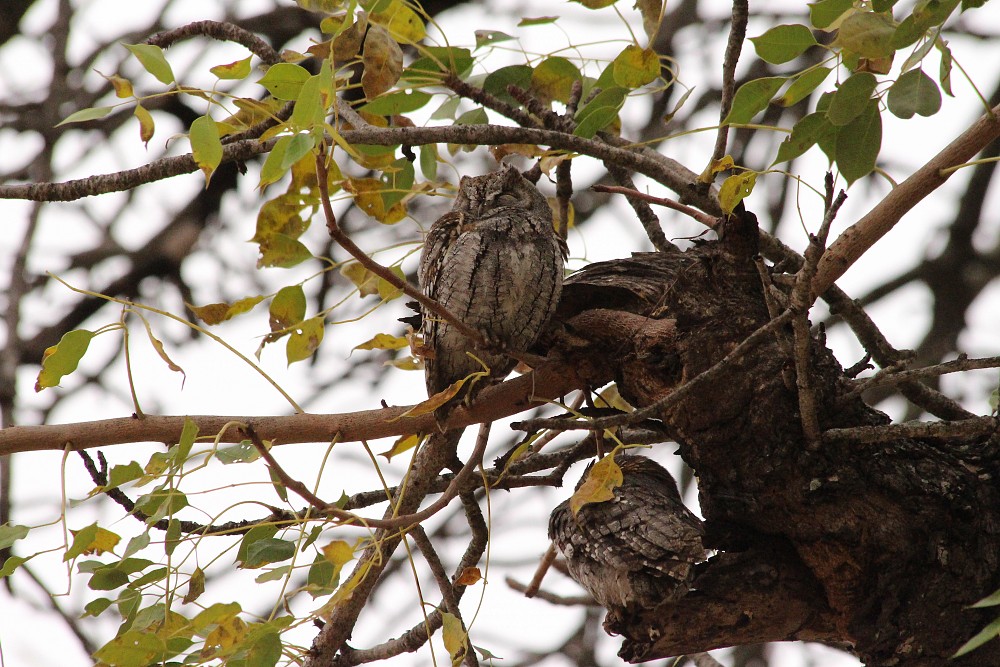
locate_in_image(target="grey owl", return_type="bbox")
[419,164,566,405]
[548,454,706,633]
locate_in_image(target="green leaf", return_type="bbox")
[287,316,325,364]
[360,90,432,115]
[483,65,533,106]
[531,57,582,104]
[518,16,558,26]
[776,67,832,107]
[123,44,175,85]
[211,55,253,80]
[808,0,853,29]
[574,86,627,138]
[953,615,1000,658]
[772,112,837,165]
[611,44,660,88]
[35,329,95,391]
[474,30,514,48]
[215,441,260,464]
[404,47,474,83]
[827,72,877,126]
[972,587,1000,608]
[107,462,144,490]
[836,98,882,184]
[93,630,167,667]
[722,77,786,125]
[66,524,99,560]
[835,12,896,59]
[258,63,311,100]
[290,73,325,129]
[456,107,489,125]
[0,555,28,578]
[190,115,223,186]
[241,538,296,569]
[886,68,941,119]
[269,285,307,333]
[55,105,116,127]
[938,42,954,96]
[165,518,181,556]
[245,630,283,667]
[0,523,29,550]
[419,144,438,180]
[122,532,150,559]
[750,24,818,64]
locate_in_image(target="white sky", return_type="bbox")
[3,1,1000,666]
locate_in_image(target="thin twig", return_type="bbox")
[243,425,328,509]
[504,576,595,606]
[843,354,1000,404]
[591,183,718,227]
[711,0,749,164]
[790,175,847,447]
[523,543,558,598]
[606,165,675,252]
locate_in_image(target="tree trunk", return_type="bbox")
[551,210,1000,666]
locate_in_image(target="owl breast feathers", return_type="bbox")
[548,454,706,631]
[418,165,566,401]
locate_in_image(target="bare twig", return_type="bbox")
[591,183,719,227]
[790,175,847,447]
[814,99,1000,295]
[147,20,280,64]
[606,165,676,252]
[505,576,595,606]
[523,542,558,598]
[843,354,1000,404]
[711,0,749,164]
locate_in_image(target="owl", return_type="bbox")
[419,164,566,405]
[548,454,706,633]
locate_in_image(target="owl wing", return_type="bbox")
[549,483,704,611]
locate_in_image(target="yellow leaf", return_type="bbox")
[611,44,660,88]
[718,171,758,214]
[441,611,468,666]
[321,540,356,568]
[203,615,247,654]
[570,453,623,515]
[379,434,422,461]
[354,333,409,351]
[708,155,735,175]
[70,526,121,556]
[370,0,426,44]
[340,261,380,297]
[189,296,264,325]
[134,104,154,146]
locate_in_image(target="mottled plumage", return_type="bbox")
[548,454,706,632]
[419,165,566,404]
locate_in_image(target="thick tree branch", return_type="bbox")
[0,360,587,455]
[813,100,1000,295]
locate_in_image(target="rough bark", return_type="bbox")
[551,210,1000,666]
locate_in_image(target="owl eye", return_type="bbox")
[496,193,519,205]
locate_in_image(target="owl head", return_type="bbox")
[452,164,552,221]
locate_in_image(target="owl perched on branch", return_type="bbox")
[548,454,706,633]
[418,164,566,405]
